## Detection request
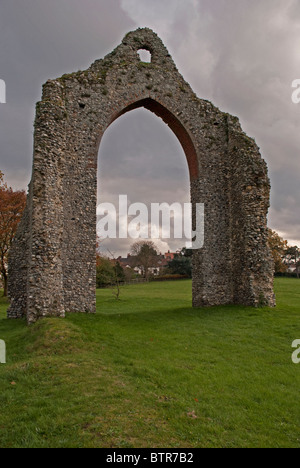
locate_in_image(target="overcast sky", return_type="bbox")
[0,0,299,256]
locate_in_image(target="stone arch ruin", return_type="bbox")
[8,28,275,324]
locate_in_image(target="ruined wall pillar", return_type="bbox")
[26,81,67,323]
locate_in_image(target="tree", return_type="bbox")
[130,241,159,280]
[167,256,192,277]
[166,248,192,277]
[96,256,124,286]
[268,229,288,274]
[96,256,115,288]
[179,247,193,258]
[0,172,26,296]
[108,249,126,300]
[96,252,125,300]
[285,246,300,278]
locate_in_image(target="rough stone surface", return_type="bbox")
[8,28,276,324]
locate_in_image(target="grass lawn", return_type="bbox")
[0,278,299,448]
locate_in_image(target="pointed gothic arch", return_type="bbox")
[8,28,275,323]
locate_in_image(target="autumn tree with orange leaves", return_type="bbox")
[0,171,26,296]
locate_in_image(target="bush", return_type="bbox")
[166,256,192,278]
[275,272,299,278]
[96,257,125,288]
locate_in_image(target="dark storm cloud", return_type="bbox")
[0,0,135,186]
[121,0,300,245]
[0,0,299,253]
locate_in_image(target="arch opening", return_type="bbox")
[108,98,199,181]
[97,106,191,258]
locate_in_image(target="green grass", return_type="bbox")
[0,278,299,448]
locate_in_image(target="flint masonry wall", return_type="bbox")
[8,28,275,324]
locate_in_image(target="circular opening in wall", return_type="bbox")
[137,49,152,63]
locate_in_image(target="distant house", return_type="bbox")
[118,252,175,277]
[118,254,139,273]
[287,263,297,273]
[165,251,176,261]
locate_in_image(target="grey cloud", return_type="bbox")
[144,0,300,246]
[0,0,135,184]
[0,0,299,254]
